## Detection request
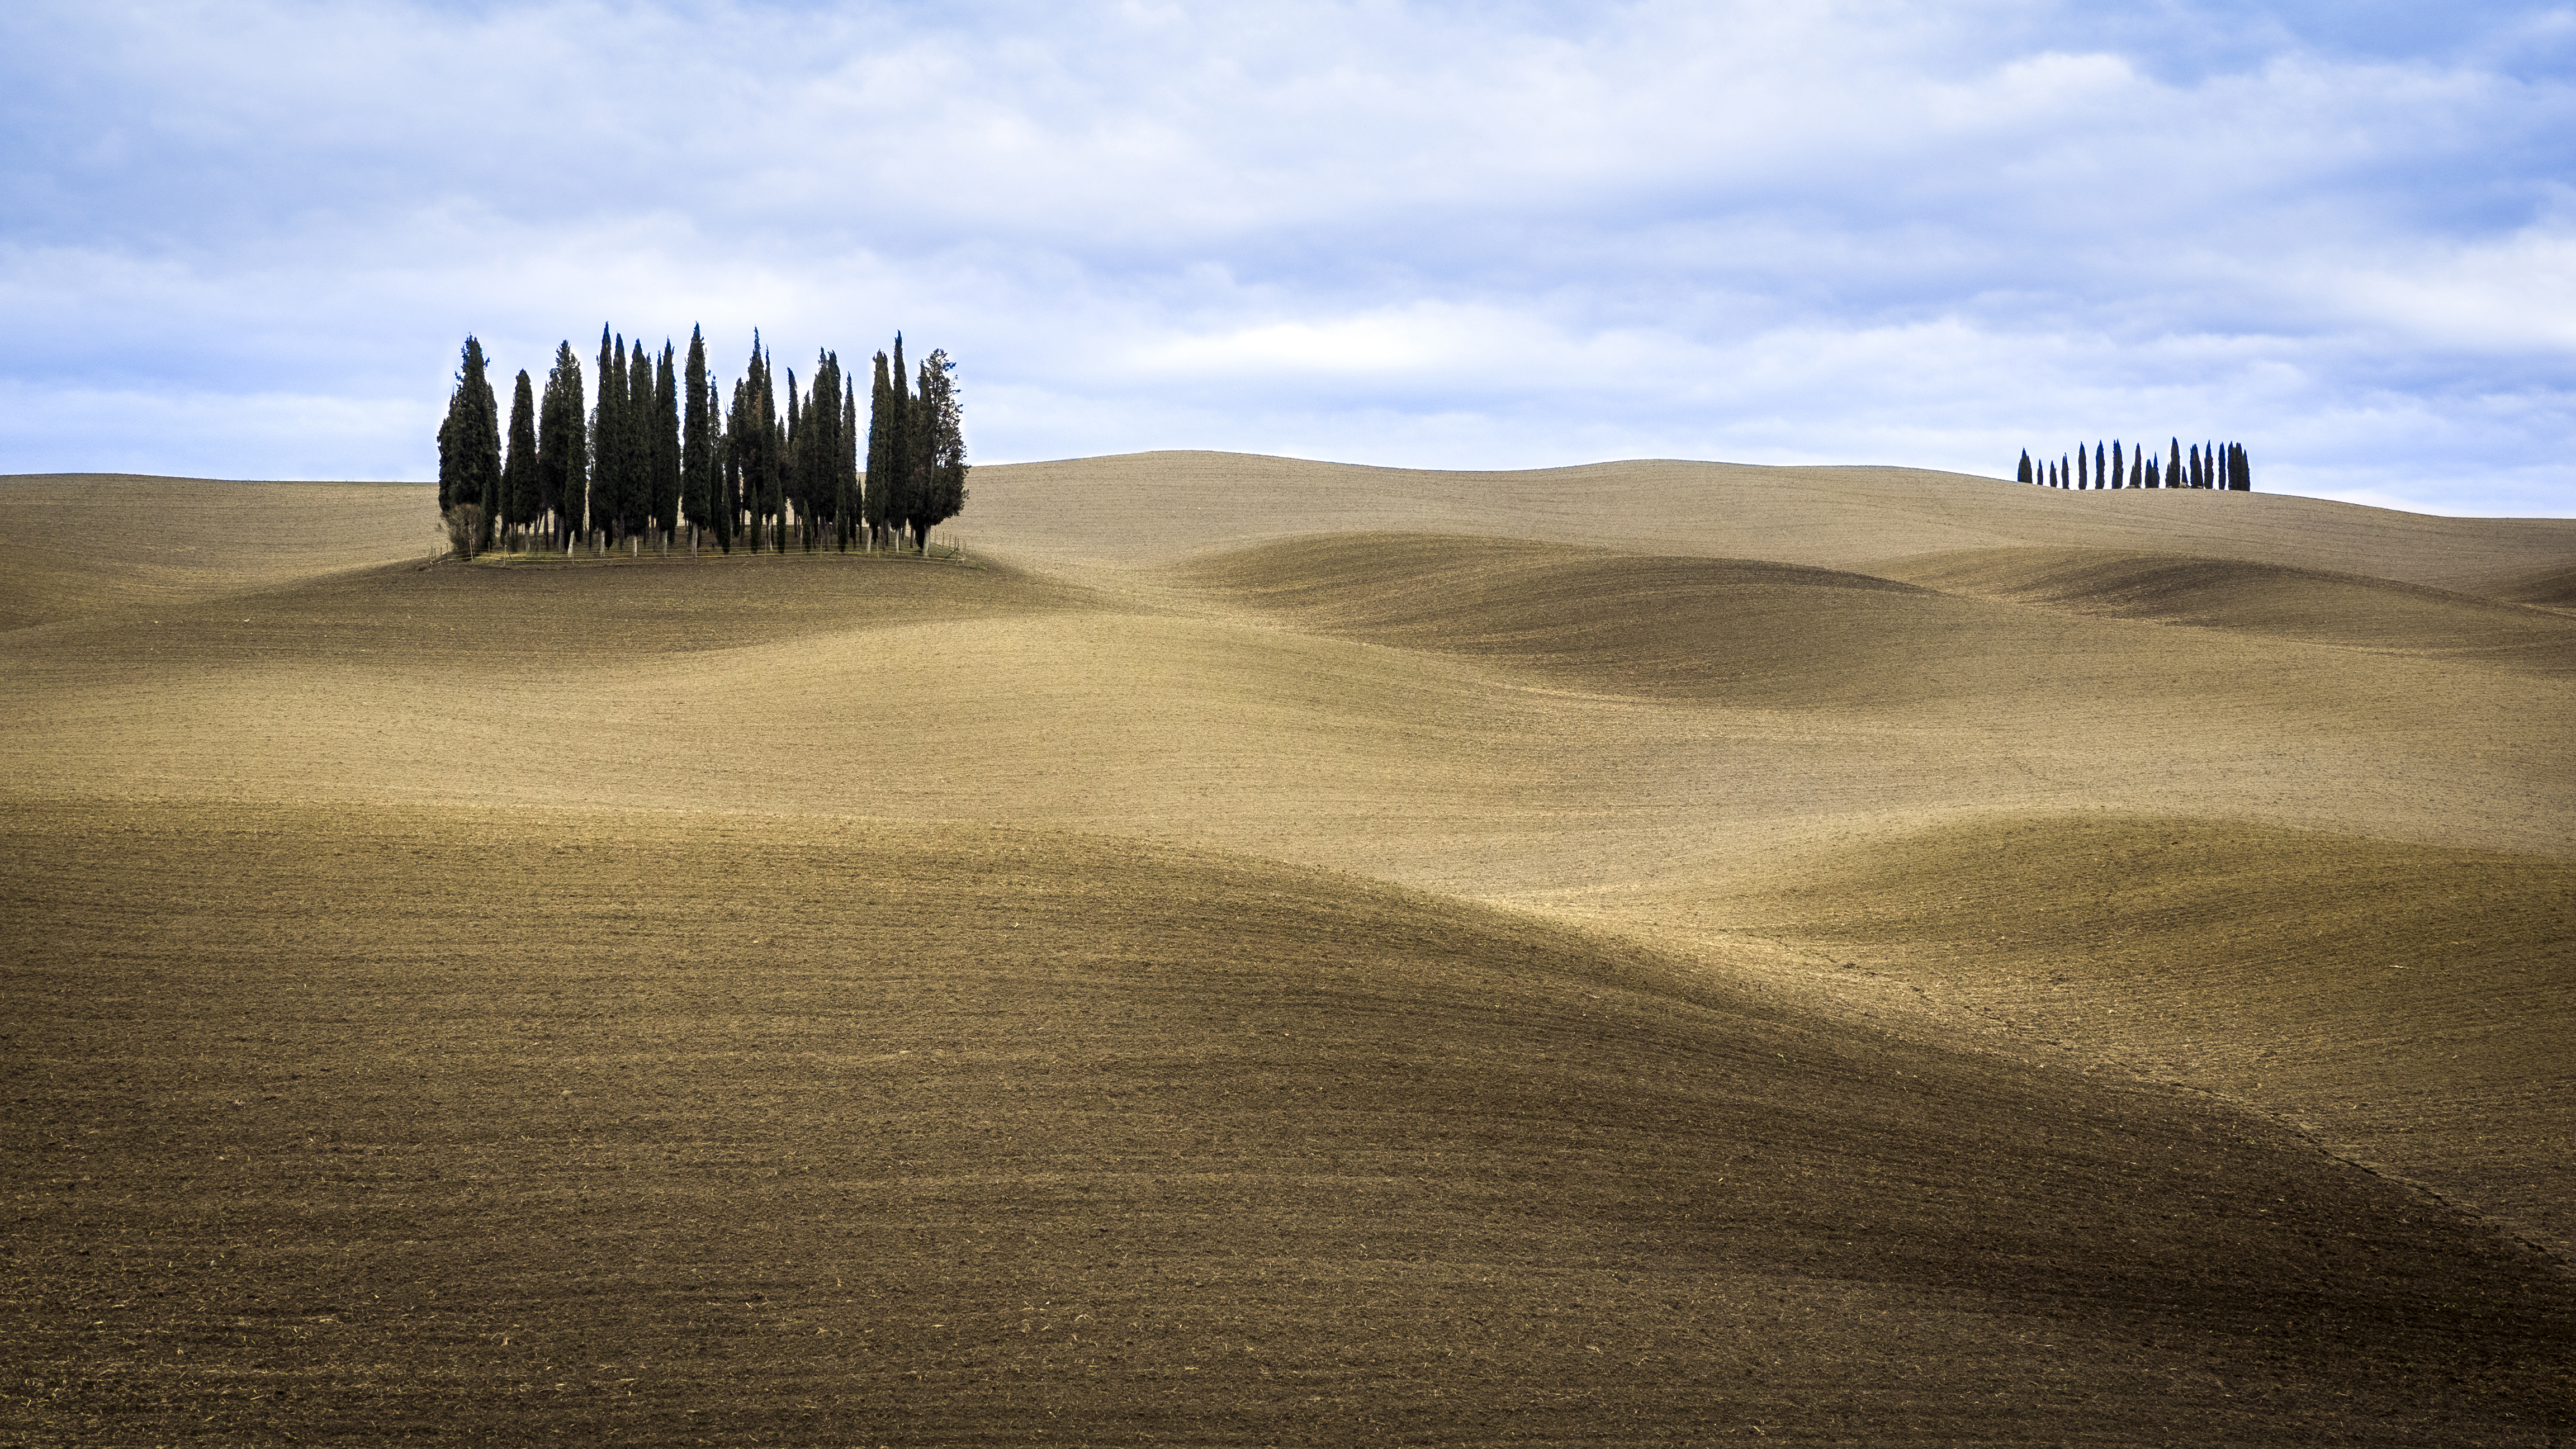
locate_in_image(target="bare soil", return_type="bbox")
[3,465,2571,1445]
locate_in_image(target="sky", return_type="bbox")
[3,1,2572,515]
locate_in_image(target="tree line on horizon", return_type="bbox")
[2018,439,2250,492]
[434,326,965,559]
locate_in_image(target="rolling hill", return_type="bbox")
[3,461,2569,1445]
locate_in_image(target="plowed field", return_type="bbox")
[4,459,2570,1445]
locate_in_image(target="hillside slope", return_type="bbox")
[0,475,437,630]
[6,801,2568,1445]
[963,451,2576,588]
[6,462,2572,1445]
[1585,813,2576,1265]
[1881,546,2576,673]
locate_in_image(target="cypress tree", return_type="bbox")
[865,349,894,548]
[892,334,917,548]
[2077,447,2088,490]
[551,342,588,547]
[2189,444,2203,490]
[681,326,711,554]
[593,328,621,546]
[841,373,860,550]
[712,374,733,553]
[2106,441,2119,490]
[2016,449,2032,484]
[741,338,782,553]
[2232,442,2252,491]
[2130,448,2143,490]
[736,368,752,549]
[438,337,504,555]
[2169,438,2184,491]
[651,342,680,547]
[786,367,804,551]
[916,348,968,547]
[627,342,654,547]
[503,370,538,547]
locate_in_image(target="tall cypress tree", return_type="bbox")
[2077,446,2088,490]
[915,348,968,546]
[840,372,860,550]
[503,369,538,546]
[651,342,680,546]
[2169,438,2184,491]
[865,349,894,548]
[741,338,782,553]
[785,367,804,550]
[891,334,915,548]
[716,371,736,551]
[593,328,621,544]
[627,342,655,546]
[438,337,504,555]
[681,326,712,552]
[548,341,588,547]
[2016,449,2031,485]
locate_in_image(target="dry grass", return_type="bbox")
[3,463,2572,1444]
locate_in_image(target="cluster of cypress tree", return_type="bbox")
[2016,439,2251,492]
[434,326,967,560]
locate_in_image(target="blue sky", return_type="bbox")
[3,1,2571,515]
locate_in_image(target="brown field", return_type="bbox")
[4,456,2572,1445]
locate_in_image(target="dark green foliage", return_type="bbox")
[651,342,680,542]
[915,348,968,544]
[713,376,735,553]
[865,349,896,546]
[2016,450,2031,485]
[539,342,587,545]
[789,351,849,553]
[786,367,804,550]
[594,328,622,543]
[436,336,504,554]
[2170,438,2184,490]
[840,375,860,551]
[889,335,915,546]
[732,337,783,553]
[682,327,713,545]
[627,342,655,542]
[436,325,965,561]
[503,370,539,538]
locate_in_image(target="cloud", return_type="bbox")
[0,0,2569,514]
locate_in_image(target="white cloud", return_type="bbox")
[0,0,2568,514]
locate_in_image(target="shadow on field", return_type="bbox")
[4,802,2569,1445]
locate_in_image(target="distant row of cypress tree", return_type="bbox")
[435,326,965,558]
[2018,439,2250,492]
